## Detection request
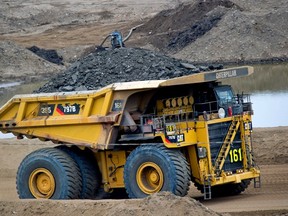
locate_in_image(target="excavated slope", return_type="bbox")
[138,0,288,63]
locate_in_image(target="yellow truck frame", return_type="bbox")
[0,66,260,200]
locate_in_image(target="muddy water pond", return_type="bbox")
[0,63,288,139]
[222,63,288,127]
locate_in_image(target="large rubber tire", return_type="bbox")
[16,147,82,199]
[124,144,191,198]
[194,179,251,197]
[211,179,251,197]
[56,145,101,199]
[212,180,251,196]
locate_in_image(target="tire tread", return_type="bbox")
[124,144,191,198]
[16,147,82,199]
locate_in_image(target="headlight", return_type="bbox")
[218,108,225,118]
[244,122,253,130]
[198,147,207,159]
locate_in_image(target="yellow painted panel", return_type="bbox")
[105,151,126,188]
[187,145,201,181]
[0,102,19,121]
[91,96,105,115]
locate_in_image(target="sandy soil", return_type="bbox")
[0,0,288,215]
[0,127,287,216]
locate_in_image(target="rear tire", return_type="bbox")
[124,144,191,198]
[56,145,101,199]
[16,147,82,199]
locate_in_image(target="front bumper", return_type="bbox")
[211,168,260,186]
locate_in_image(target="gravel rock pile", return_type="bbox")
[28,46,64,65]
[36,48,223,93]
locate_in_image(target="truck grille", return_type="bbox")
[208,122,243,173]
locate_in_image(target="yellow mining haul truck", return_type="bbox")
[0,66,260,200]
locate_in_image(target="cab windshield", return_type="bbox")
[214,86,234,106]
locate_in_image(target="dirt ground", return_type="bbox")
[0,127,287,216]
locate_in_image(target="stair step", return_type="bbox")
[203,179,212,200]
[254,176,261,188]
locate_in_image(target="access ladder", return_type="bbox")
[214,118,240,175]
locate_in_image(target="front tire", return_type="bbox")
[124,145,190,198]
[16,147,82,199]
[194,180,251,197]
[211,179,251,197]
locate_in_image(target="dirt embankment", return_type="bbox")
[0,192,220,216]
[135,0,288,63]
[253,127,288,165]
[0,41,64,83]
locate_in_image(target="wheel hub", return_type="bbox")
[29,168,55,198]
[149,170,160,183]
[136,162,164,194]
